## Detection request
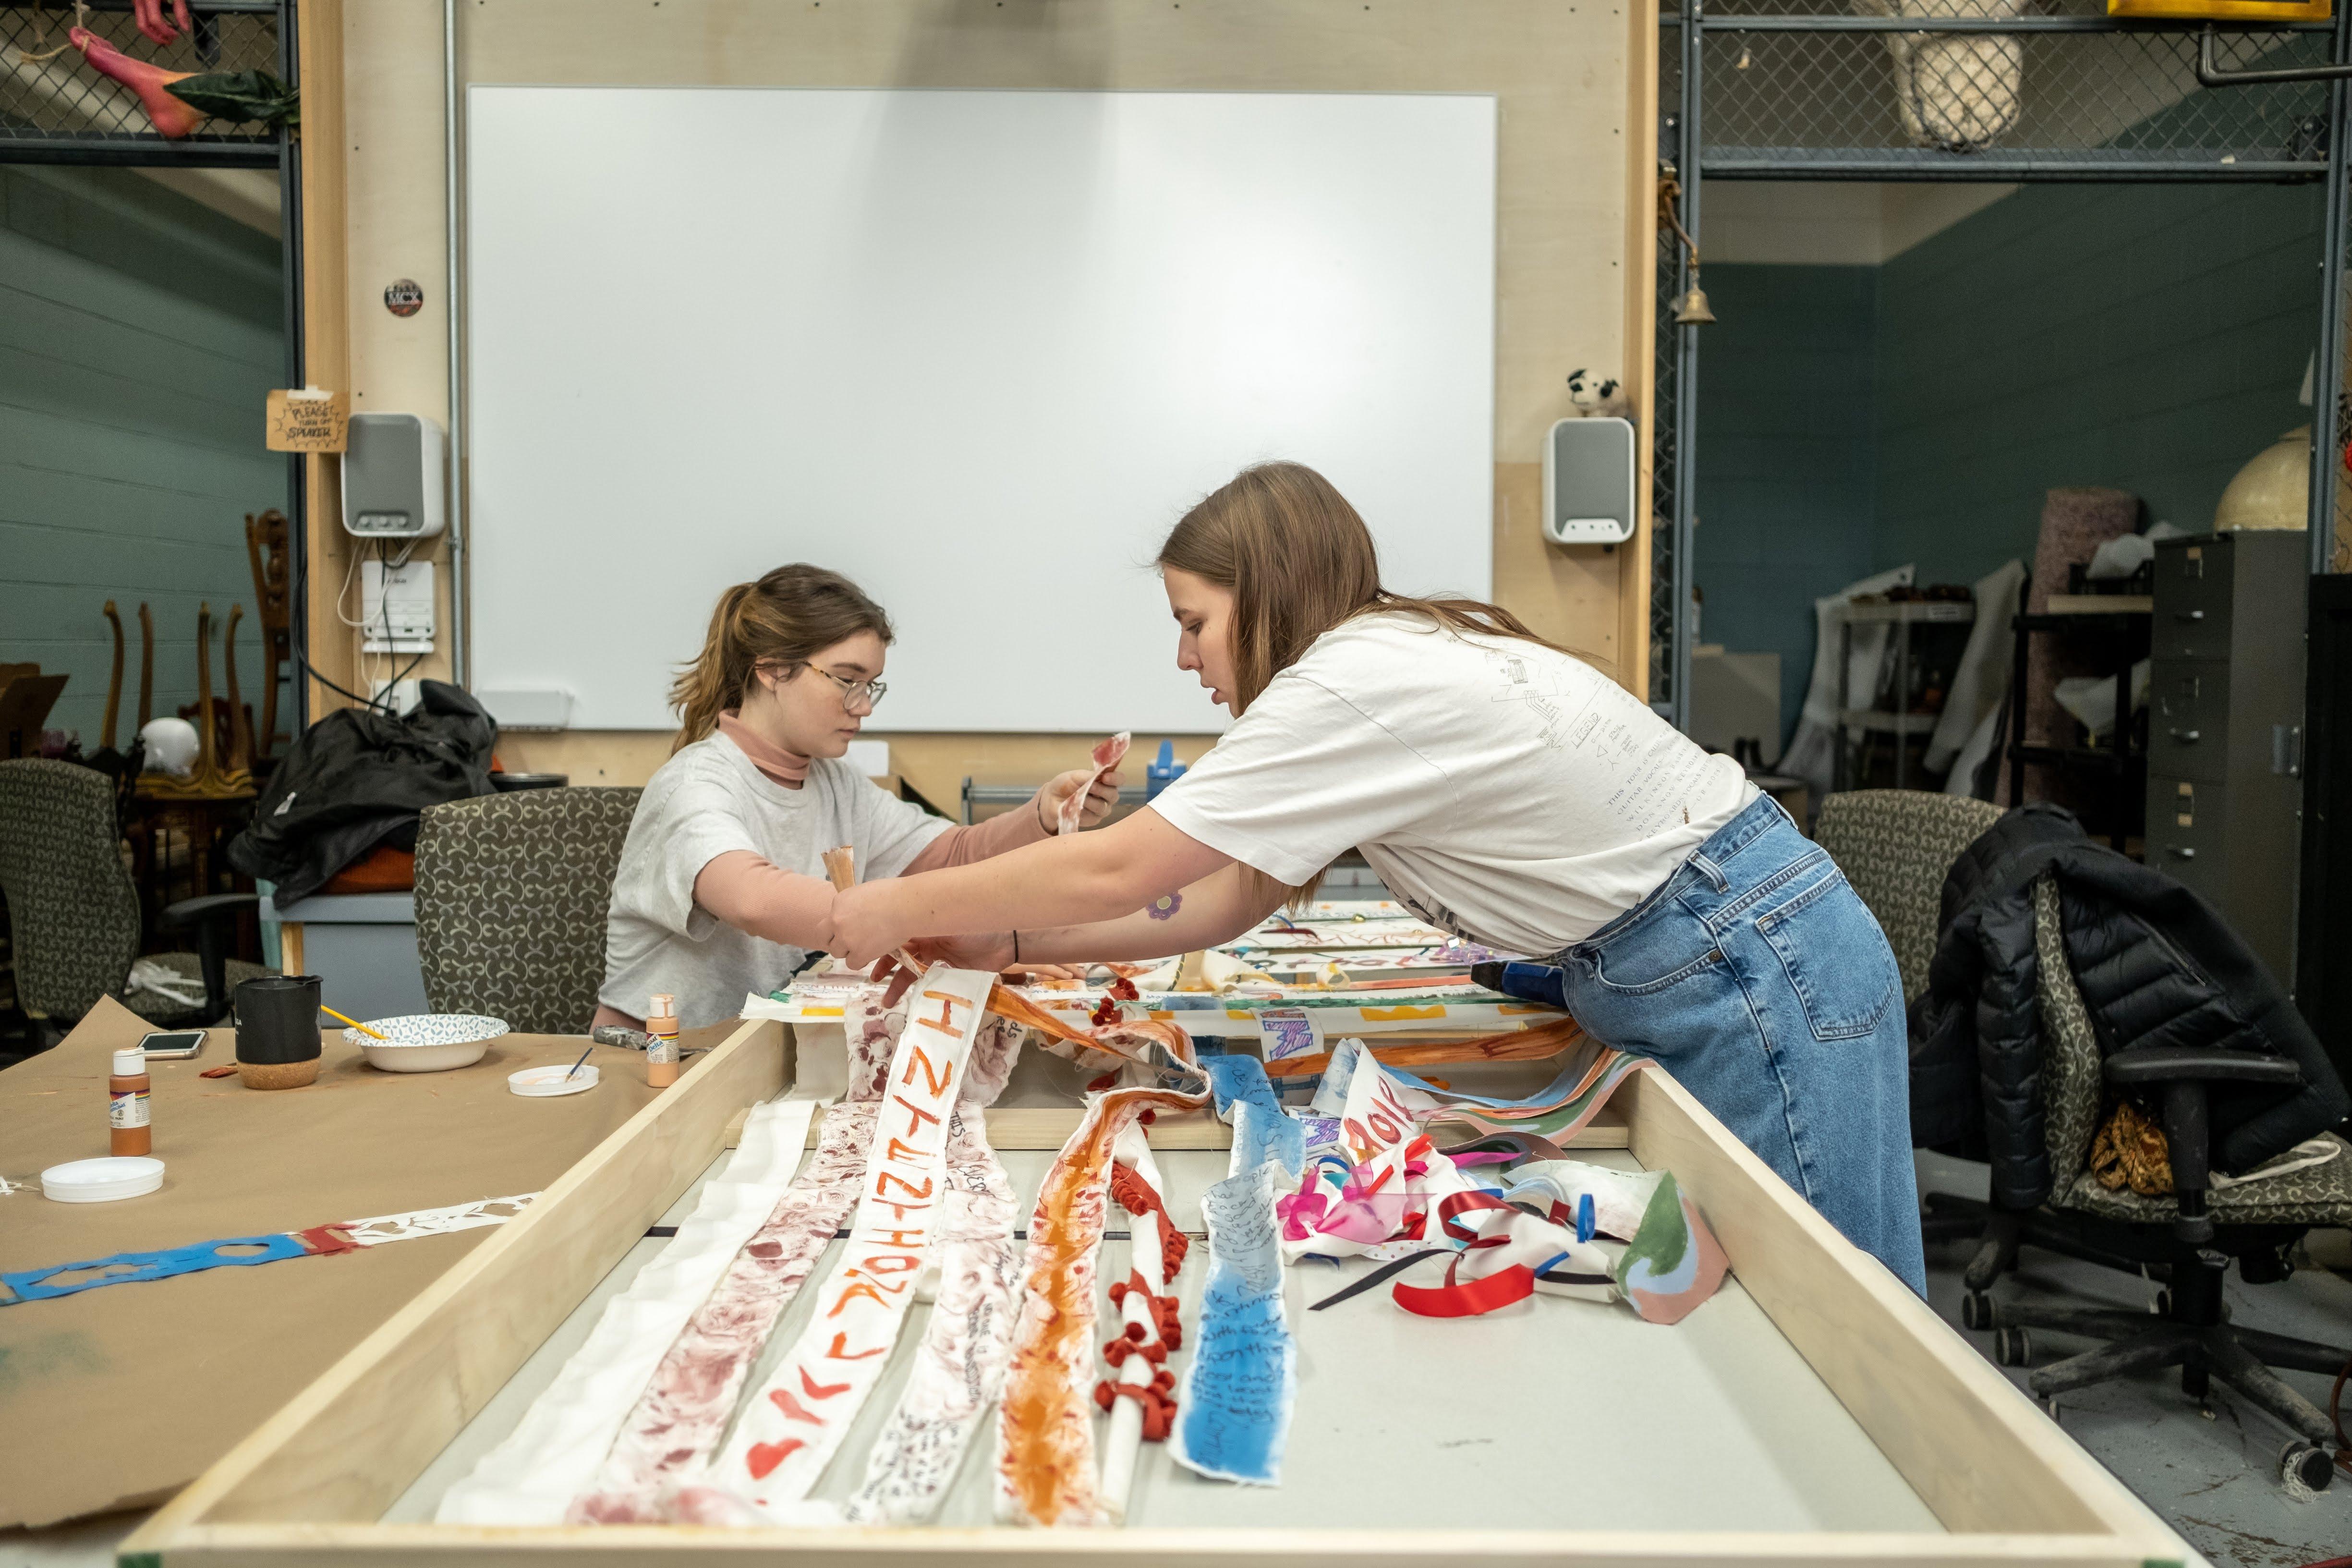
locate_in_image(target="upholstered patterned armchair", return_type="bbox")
[411,787,641,1035]
[1814,790,2004,1004]
[0,759,264,1038]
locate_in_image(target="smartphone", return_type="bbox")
[137,1029,208,1060]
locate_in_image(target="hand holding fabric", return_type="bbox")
[1040,765,1123,831]
[829,880,911,970]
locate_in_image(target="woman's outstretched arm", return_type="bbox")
[828,806,1235,967]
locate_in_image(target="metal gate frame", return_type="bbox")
[1651,0,2352,728]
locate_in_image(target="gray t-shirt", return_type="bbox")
[600,732,952,1029]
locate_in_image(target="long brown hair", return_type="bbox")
[670,565,894,752]
[1156,461,1564,715]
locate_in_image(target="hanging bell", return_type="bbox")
[1672,281,1717,326]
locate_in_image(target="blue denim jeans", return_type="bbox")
[1551,795,1928,1295]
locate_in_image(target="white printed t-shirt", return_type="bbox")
[601,732,951,1029]
[1150,612,1758,956]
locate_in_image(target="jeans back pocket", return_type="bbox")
[1755,869,1899,1041]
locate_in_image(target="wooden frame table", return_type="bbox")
[123,1018,2189,1568]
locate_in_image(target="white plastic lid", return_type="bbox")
[113,1046,145,1075]
[43,1156,165,1203]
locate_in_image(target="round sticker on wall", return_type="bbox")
[383,279,424,317]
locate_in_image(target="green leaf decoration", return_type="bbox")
[165,71,300,128]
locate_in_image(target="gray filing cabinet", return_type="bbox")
[2144,531,2307,983]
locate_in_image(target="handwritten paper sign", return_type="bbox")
[265,388,349,452]
[715,965,991,1508]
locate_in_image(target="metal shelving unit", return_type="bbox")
[2007,600,2153,848]
[1650,0,2352,727]
[1831,598,1976,790]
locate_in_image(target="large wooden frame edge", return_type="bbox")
[122,1025,2185,1568]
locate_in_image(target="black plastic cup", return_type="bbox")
[234,974,324,1064]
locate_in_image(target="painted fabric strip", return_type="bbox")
[1170,1101,1297,1488]
[839,1104,1022,1524]
[572,1100,875,1517]
[436,1099,818,1524]
[2,1191,544,1305]
[715,966,994,1508]
[996,1084,1208,1528]
[1055,730,1131,835]
[577,990,908,1516]
[1202,1052,1304,1178]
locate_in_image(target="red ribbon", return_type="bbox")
[1392,1255,1538,1318]
[1093,1365,1178,1441]
[1106,1165,1189,1282]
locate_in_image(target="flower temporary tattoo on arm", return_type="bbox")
[1145,891,1182,922]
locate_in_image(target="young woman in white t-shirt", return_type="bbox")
[593,565,1122,1033]
[828,464,1927,1292]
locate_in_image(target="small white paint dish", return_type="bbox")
[346,1014,509,1073]
[509,1063,599,1098]
[42,1156,166,1203]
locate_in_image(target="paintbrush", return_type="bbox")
[562,1044,595,1081]
[821,845,928,976]
[321,1005,387,1040]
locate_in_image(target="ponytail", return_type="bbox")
[669,566,895,752]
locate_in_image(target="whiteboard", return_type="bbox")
[466,87,1496,733]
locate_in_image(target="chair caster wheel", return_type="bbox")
[2041,1397,2061,1427]
[2151,1288,2171,1317]
[2280,1441,2335,1492]
[1994,1326,2033,1367]
[1961,1291,1993,1331]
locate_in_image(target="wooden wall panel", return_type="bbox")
[297,0,353,715]
[329,0,1660,768]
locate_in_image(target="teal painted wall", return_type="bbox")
[1690,264,1880,746]
[1875,182,2321,584]
[0,165,286,752]
[1698,181,2322,751]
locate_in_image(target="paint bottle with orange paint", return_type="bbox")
[109,1046,152,1156]
[645,994,680,1089]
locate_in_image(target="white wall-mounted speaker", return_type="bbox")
[342,412,447,540]
[1542,415,1636,546]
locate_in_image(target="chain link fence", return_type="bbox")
[3,2,280,152]
[1671,3,2332,176]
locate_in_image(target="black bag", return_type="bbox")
[227,681,497,905]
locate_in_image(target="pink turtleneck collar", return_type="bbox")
[717,710,812,787]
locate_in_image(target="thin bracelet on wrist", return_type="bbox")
[1035,790,1050,834]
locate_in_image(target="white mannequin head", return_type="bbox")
[140,717,200,777]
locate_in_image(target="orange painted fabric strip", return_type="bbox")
[995,1086,1206,1527]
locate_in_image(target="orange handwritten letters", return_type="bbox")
[715,966,995,1507]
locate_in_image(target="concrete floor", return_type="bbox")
[1916,1153,2352,1568]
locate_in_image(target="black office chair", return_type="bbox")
[1949,881,2352,1491]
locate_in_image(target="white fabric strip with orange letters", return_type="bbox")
[712,964,994,1510]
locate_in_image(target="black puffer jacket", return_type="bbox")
[227,681,497,905]
[1911,804,2346,1209]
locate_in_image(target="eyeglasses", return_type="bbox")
[806,665,887,711]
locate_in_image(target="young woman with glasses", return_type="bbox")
[826,466,1926,1294]
[593,565,1121,1033]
